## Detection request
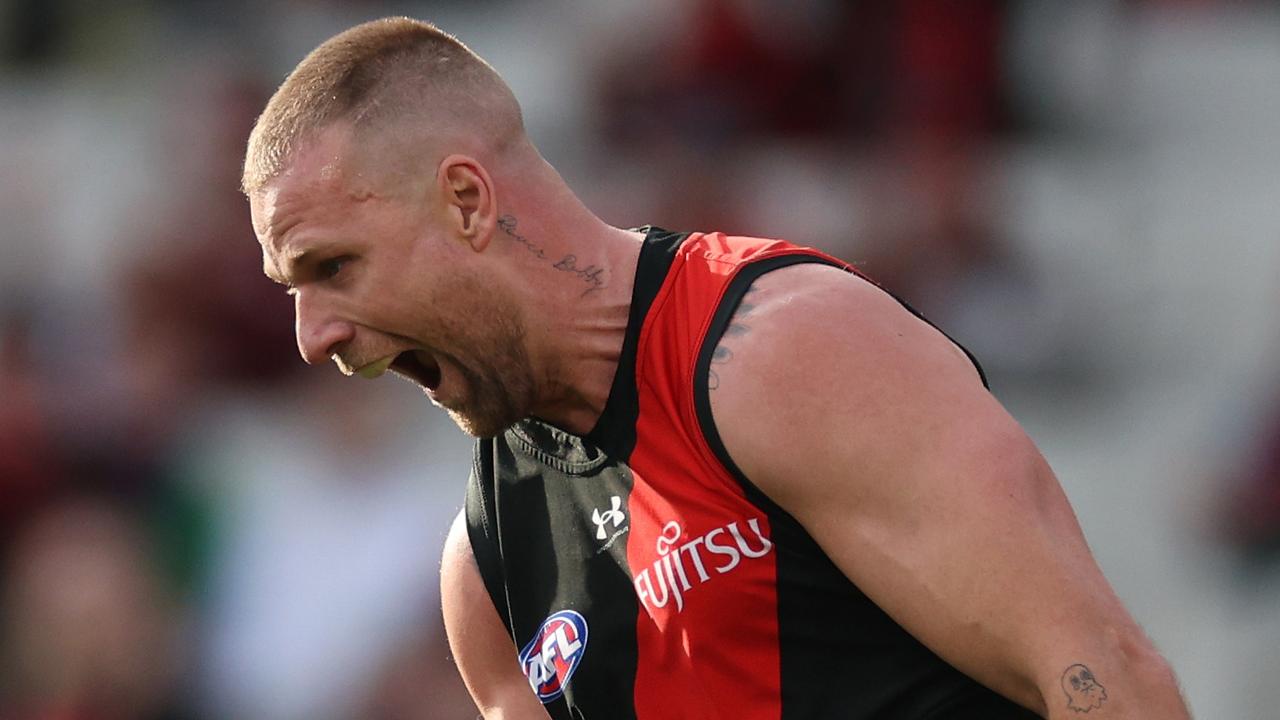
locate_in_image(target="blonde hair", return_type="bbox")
[242,16,523,194]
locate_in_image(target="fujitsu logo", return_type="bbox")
[632,518,773,614]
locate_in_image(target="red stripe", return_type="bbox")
[623,233,832,719]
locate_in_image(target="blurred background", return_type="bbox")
[1,0,1278,717]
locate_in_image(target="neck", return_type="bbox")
[493,152,644,434]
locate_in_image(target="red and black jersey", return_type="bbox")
[465,227,1036,719]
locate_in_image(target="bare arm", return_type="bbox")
[441,511,552,720]
[708,263,1190,719]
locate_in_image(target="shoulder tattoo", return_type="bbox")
[708,287,758,392]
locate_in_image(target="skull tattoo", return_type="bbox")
[1061,664,1107,712]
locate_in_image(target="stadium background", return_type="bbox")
[2,0,1279,717]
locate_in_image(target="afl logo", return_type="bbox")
[518,610,589,702]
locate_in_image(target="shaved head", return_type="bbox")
[243,16,525,195]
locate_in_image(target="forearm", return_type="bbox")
[475,696,553,720]
[1038,641,1190,719]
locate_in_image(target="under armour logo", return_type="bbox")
[592,496,625,540]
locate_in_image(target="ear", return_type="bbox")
[437,155,497,253]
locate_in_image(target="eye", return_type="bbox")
[316,256,351,281]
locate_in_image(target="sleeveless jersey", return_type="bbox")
[465,227,1038,719]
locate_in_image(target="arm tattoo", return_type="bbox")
[497,214,605,296]
[708,288,758,391]
[1061,664,1108,713]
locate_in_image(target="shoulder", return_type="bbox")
[701,263,1190,717]
[706,261,990,486]
[704,260,1030,543]
[711,261,979,381]
[704,266,1049,708]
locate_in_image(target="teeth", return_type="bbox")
[356,355,396,379]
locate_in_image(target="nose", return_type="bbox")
[294,290,355,365]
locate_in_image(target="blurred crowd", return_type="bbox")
[2,1,1280,718]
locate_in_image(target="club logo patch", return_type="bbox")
[518,609,589,702]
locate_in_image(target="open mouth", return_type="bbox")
[390,350,442,391]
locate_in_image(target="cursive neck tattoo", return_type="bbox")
[498,214,605,297]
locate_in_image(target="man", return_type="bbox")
[243,17,1192,720]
